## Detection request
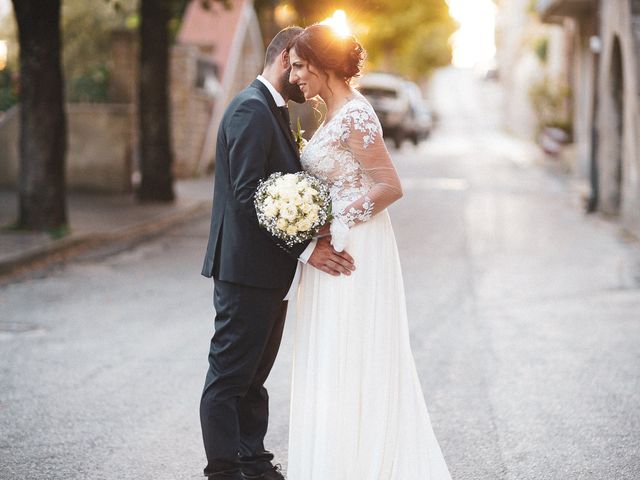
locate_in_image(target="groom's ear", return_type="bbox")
[279,49,290,70]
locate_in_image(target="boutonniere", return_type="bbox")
[293,117,308,154]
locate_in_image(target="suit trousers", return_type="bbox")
[200,278,290,476]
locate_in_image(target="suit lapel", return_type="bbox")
[251,80,300,161]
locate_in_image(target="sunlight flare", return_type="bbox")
[446,0,497,68]
[320,10,352,38]
[0,41,7,71]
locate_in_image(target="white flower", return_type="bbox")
[296,218,312,232]
[300,203,312,214]
[263,204,279,218]
[281,204,298,221]
[278,186,297,201]
[281,174,298,186]
[286,225,299,236]
[307,210,319,223]
[276,218,288,231]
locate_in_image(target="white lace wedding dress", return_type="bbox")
[287,94,452,480]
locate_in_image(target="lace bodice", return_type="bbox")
[301,96,402,230]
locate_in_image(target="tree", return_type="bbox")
[137,0,175,202]
[136,0,226,202]
[11,0,68,231]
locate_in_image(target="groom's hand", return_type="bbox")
[307,237,355,276]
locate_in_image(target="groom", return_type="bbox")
[200,27,355,480]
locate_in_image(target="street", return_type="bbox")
[1,68,639,479]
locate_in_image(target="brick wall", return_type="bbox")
[170,44,215,177]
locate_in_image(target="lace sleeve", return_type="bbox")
[335,100,403,228]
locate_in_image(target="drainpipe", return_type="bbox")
[586,2,601,213]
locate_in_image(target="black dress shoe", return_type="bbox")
[206,469,243,480]
[241,464,285,480]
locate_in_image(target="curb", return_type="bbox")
[0,201,209,283]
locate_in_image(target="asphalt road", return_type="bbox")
[1,68,639,480]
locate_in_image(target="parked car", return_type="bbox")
[358,72,432,147]
[357,72,410,148]
[403,80,433,144]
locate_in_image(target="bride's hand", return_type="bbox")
[316,223,331,237]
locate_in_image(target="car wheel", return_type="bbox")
[393,133,402,149]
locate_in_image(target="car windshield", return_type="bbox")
[359,87,398,99]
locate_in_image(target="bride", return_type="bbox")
[285,25,452,480]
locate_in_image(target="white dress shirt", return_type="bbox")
[256,75,317,299]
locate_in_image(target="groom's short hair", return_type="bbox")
[264,26,303,67]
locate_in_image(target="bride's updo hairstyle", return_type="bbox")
[287,24,366,82]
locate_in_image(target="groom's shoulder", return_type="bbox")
[231,83,268,109]
[223,85,269,122]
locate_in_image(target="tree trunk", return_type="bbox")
[12,0,67,230]
[137,0,175,202]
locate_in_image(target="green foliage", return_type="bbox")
[68,64,110,103]
[62,0,137,102]
[0,67,19,111]
[529,75,573,136]
[48,223,71,239]
[533,36,548,64]
[282,0,456,80]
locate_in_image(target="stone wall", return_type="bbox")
[0,104,134,193]
[66,104,134,192]
[597,0,640,237]
[170,44,215,177]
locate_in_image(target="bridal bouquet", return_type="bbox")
[255,172,331,247]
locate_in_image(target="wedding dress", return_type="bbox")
[287,94,452,480]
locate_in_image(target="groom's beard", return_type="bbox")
[282,68,306,104]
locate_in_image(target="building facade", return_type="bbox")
[538,0,640,237]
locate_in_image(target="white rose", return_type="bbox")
[263,204,279,218]
[296,218,312,232]
[297,179,309,190]
[286,225,299,236]
[279,187,296,201]
[263,197,275,209]
[276,218,288,231]
[267,185,278,197]
[308,211,319,223]
[281,174,298,186]
[300,203,312,214]
[281,204,298,221]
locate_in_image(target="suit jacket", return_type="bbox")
[201,79,310,289]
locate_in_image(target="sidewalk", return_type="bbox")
[0,176,213,280]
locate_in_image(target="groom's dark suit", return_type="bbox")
[200,79,310,477]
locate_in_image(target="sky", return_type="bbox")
[0,0,9,22]
[446,0,497,68]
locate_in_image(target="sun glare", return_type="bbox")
[0,41,7,71]
[320,10,352,38]
[446,0,497,68]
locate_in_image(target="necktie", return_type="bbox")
[278,106,291,128]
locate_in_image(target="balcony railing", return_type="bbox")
[537,0,595,23]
